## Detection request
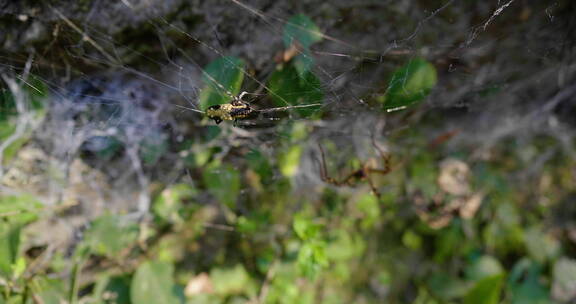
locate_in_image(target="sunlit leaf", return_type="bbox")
[199,56,245,110]
[0,222,21,278]
[210,264,255,296]
[283,14,322,49]
[278,145,302,177]
[463,274,504,304]
[466,255,504,281]
[384,57,437,111]
[131,261,182,304]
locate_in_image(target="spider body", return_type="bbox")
[206,101,253,124]
[203,91,322,125]
[317,139,391,197]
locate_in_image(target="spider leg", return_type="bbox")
[370,133,392,174]
[365,175,381,198]
[317,144,346,186]
[237,91,248,101]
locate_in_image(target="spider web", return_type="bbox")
[1,0,575,250]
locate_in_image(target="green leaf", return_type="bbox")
[384,57,437,111]
[198,56,245,110]
[0,221,21,278]
[0,194,43,223]
[463,274,504,304]
[283,14,323,49]
[297,241,328,278]
[131,261,181,304]
[524,226,560,263]
[509,259,551,304]
[203,164,241,208]
[267,64,323,117]
[31,277,67,304]
[278,145,302,177]
[293,214,321,241]
[466,255,504,281]
[210,264,254,296]
[245,149,273,182]
[93,275,132,304]
[82,215,139,257]
[153,183,197,225]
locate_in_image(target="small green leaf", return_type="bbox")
[203,164,241,208]
[131,261,181,304]
[278,145,302,177]
[524,226,560,263]
[83,215,139,257]
[198,56,245,110]
[153,184,197,225]
[0,222,21,278]
[293,214,320,241]
[466,255,504,281]
[384,57,437,111]
[31,277,67,304]
[210,264,254,296]
[283,14,323,49]
[268,64,323,117]
[463,274,504,304]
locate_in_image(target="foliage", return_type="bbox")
[199,56,245,110]
[1,11,575,304]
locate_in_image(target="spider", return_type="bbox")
[316,137,392,197]
[177,91,322,125]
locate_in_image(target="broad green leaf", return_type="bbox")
[283,14,322,49]
[210,264,255,296]
[203,164,241,208]
[509,259,551,304]
[463,274,504,304]
[83,215,139,257]
[198,56,245,110]
[268,64,323,117]
[384,57,437,111]
[131,261,181,304]
[466,255,504,281]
